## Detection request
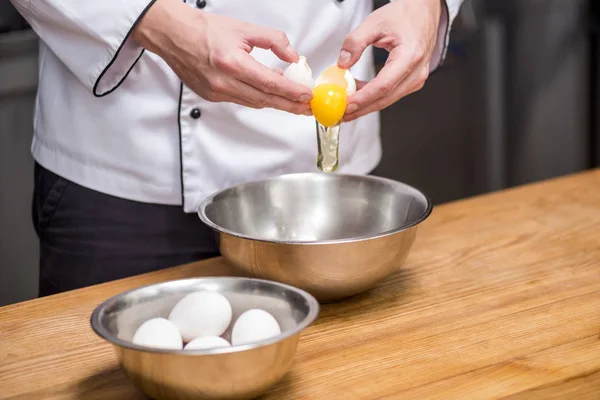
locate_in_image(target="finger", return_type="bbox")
[244,26,299,63]
[209,93,259,109]
[225,78,311,115]
[212,91,312,116]
[206,87,260,108]
[275,66,309,111]
[343,66,428,122]
[354,79,368,91]
[236,53,313,103]
[345,49,413,114]
[344,72,424,121]
[337,18,383,69]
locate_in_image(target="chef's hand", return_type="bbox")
[133,0,312,115]
[337,0,442,122]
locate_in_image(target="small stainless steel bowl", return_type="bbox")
[198,173,432,302]
[90,277,319,400]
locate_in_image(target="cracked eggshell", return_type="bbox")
[283,56,314,89]
[314,65,356,96]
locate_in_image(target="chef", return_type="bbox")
[10,0,464,296]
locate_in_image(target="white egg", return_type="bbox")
[283,56,314,89]
[314,65,356,96]
[231,309,282,346]
[184,336,231,351]
[168,291,232,342]
[132,317,183,350]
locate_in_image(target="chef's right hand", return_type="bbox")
[133,0,312,115]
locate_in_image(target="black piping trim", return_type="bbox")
[177,82,186,208]
[429,0,451,77]
[177,0,187,208]
[92,0,158,97]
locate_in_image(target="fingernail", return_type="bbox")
[346,103,358,113]
[338,50,351,67]
[299,94,312,103]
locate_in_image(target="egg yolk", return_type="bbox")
[310,84,347,128]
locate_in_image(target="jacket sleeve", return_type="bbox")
[9,0,158,97]
[429,0,465,73]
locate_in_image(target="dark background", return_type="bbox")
[1,0,599,305]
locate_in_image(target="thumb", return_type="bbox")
[245,26,299,63]
[337,21,381,69]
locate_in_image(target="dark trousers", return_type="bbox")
[32,163,220,297]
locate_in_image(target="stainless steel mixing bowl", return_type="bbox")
[198,173,432,302]
[90,277,319,400]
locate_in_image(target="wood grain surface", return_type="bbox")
[1,170,600,399]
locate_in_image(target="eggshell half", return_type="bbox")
[283,56,314,89]
[314,65,356,96]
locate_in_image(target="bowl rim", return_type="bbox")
[197,172,433,245]
[90,276,320,356]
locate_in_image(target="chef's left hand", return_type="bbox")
[337,0,442,122]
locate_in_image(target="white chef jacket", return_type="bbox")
[11,0,463,213]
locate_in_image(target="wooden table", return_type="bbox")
[2,170,600,400]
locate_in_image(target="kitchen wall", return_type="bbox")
[0,28,39,306]
[373,0,594,200]
[0,0,597,306]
